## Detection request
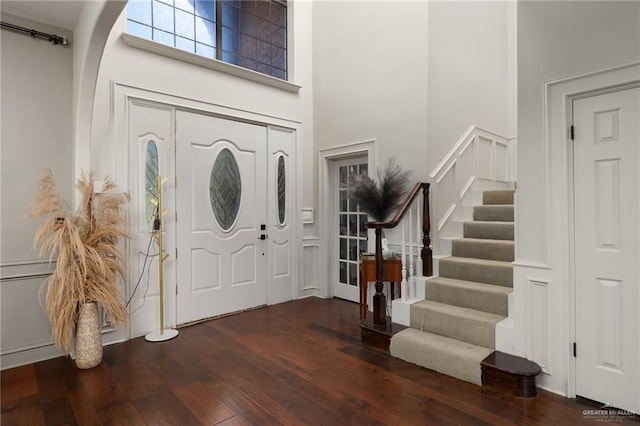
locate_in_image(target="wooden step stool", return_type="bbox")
[481,351,542,398]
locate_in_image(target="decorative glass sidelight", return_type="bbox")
[210,148,241,231]
[277,155,286,225]
[144,140,159,230]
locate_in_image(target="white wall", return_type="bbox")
[312,1,513,297]
[517,0,640,264]
[514,0,640,394]
[312,1,430,179]
[427,1,514,171]
[0,13,73,366]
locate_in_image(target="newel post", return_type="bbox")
[422,184,433,277]
[373,226,387,326]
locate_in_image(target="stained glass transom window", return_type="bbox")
[210,148,241,230]
[277,155,286,225]
[145,140,159,230]
[127,0,287,80]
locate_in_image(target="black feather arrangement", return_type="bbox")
[348,158,412,222]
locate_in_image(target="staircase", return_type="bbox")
[390,189,515,385]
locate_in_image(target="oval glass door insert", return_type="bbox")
[210,148,242,231]
[144,140,159,230]
[277,155,286,225]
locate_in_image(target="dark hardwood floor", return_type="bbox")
[2,297,636,425]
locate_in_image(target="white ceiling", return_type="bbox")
[1,0,85,31]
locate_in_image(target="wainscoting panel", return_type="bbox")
[528,277,550,374]
[0,260,61,369]
[429,126,513,253]
[1,275,52,354]
[477,136,494,180]
[302,238,320,296]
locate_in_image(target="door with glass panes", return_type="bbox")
[333,159,368,302]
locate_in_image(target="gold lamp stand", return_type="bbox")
[145,175,179,342]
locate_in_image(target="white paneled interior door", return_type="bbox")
[176,112,267,324]
[574,87,639,412]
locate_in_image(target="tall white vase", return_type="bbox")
[75,302,103,369]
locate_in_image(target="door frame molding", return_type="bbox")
[544,61,640,400]
[113,81,303,338]
[319,140,376,298]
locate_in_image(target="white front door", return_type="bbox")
[333,159,368,302]
[176,111,267,324]
[574,87,640,412]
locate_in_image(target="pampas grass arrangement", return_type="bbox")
[30,169,129,354]
[348,158,412,222]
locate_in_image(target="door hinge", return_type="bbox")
[570,125,575,140]
[573,342,577,357]
[176,285,178,295]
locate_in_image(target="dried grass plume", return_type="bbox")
[348,158,412,222]
[30,170,129,354]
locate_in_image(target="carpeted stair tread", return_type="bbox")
[426,277,511,316]
[390,328,494,386]
[473,205,514,222]
[410,300,504,348]
[452,238,514,262]
[483,190,515,205]
[390,188,518,388]
[463,221,514,241]
[439,256,513,287]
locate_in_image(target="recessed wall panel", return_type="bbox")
[596,278,622,373]
[191,248,220,291]
[231,245,256,286]
[495,142,508,181]
[477,137,493,179]
[529,278,549,372]
[457,140,475,195]
[273,241,290,278]
[595,159,621,250]
[594,109,620,144]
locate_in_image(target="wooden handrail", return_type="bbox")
[364,182,432,326]
[366,182,430,229]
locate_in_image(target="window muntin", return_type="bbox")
[127,0,287,80]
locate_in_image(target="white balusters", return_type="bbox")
[415,201,423,278]
[401,222,407,301]
[408,207,415,299]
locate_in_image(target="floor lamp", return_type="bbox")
[145,175,179,342]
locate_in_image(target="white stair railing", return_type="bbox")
[429,125,514,255]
